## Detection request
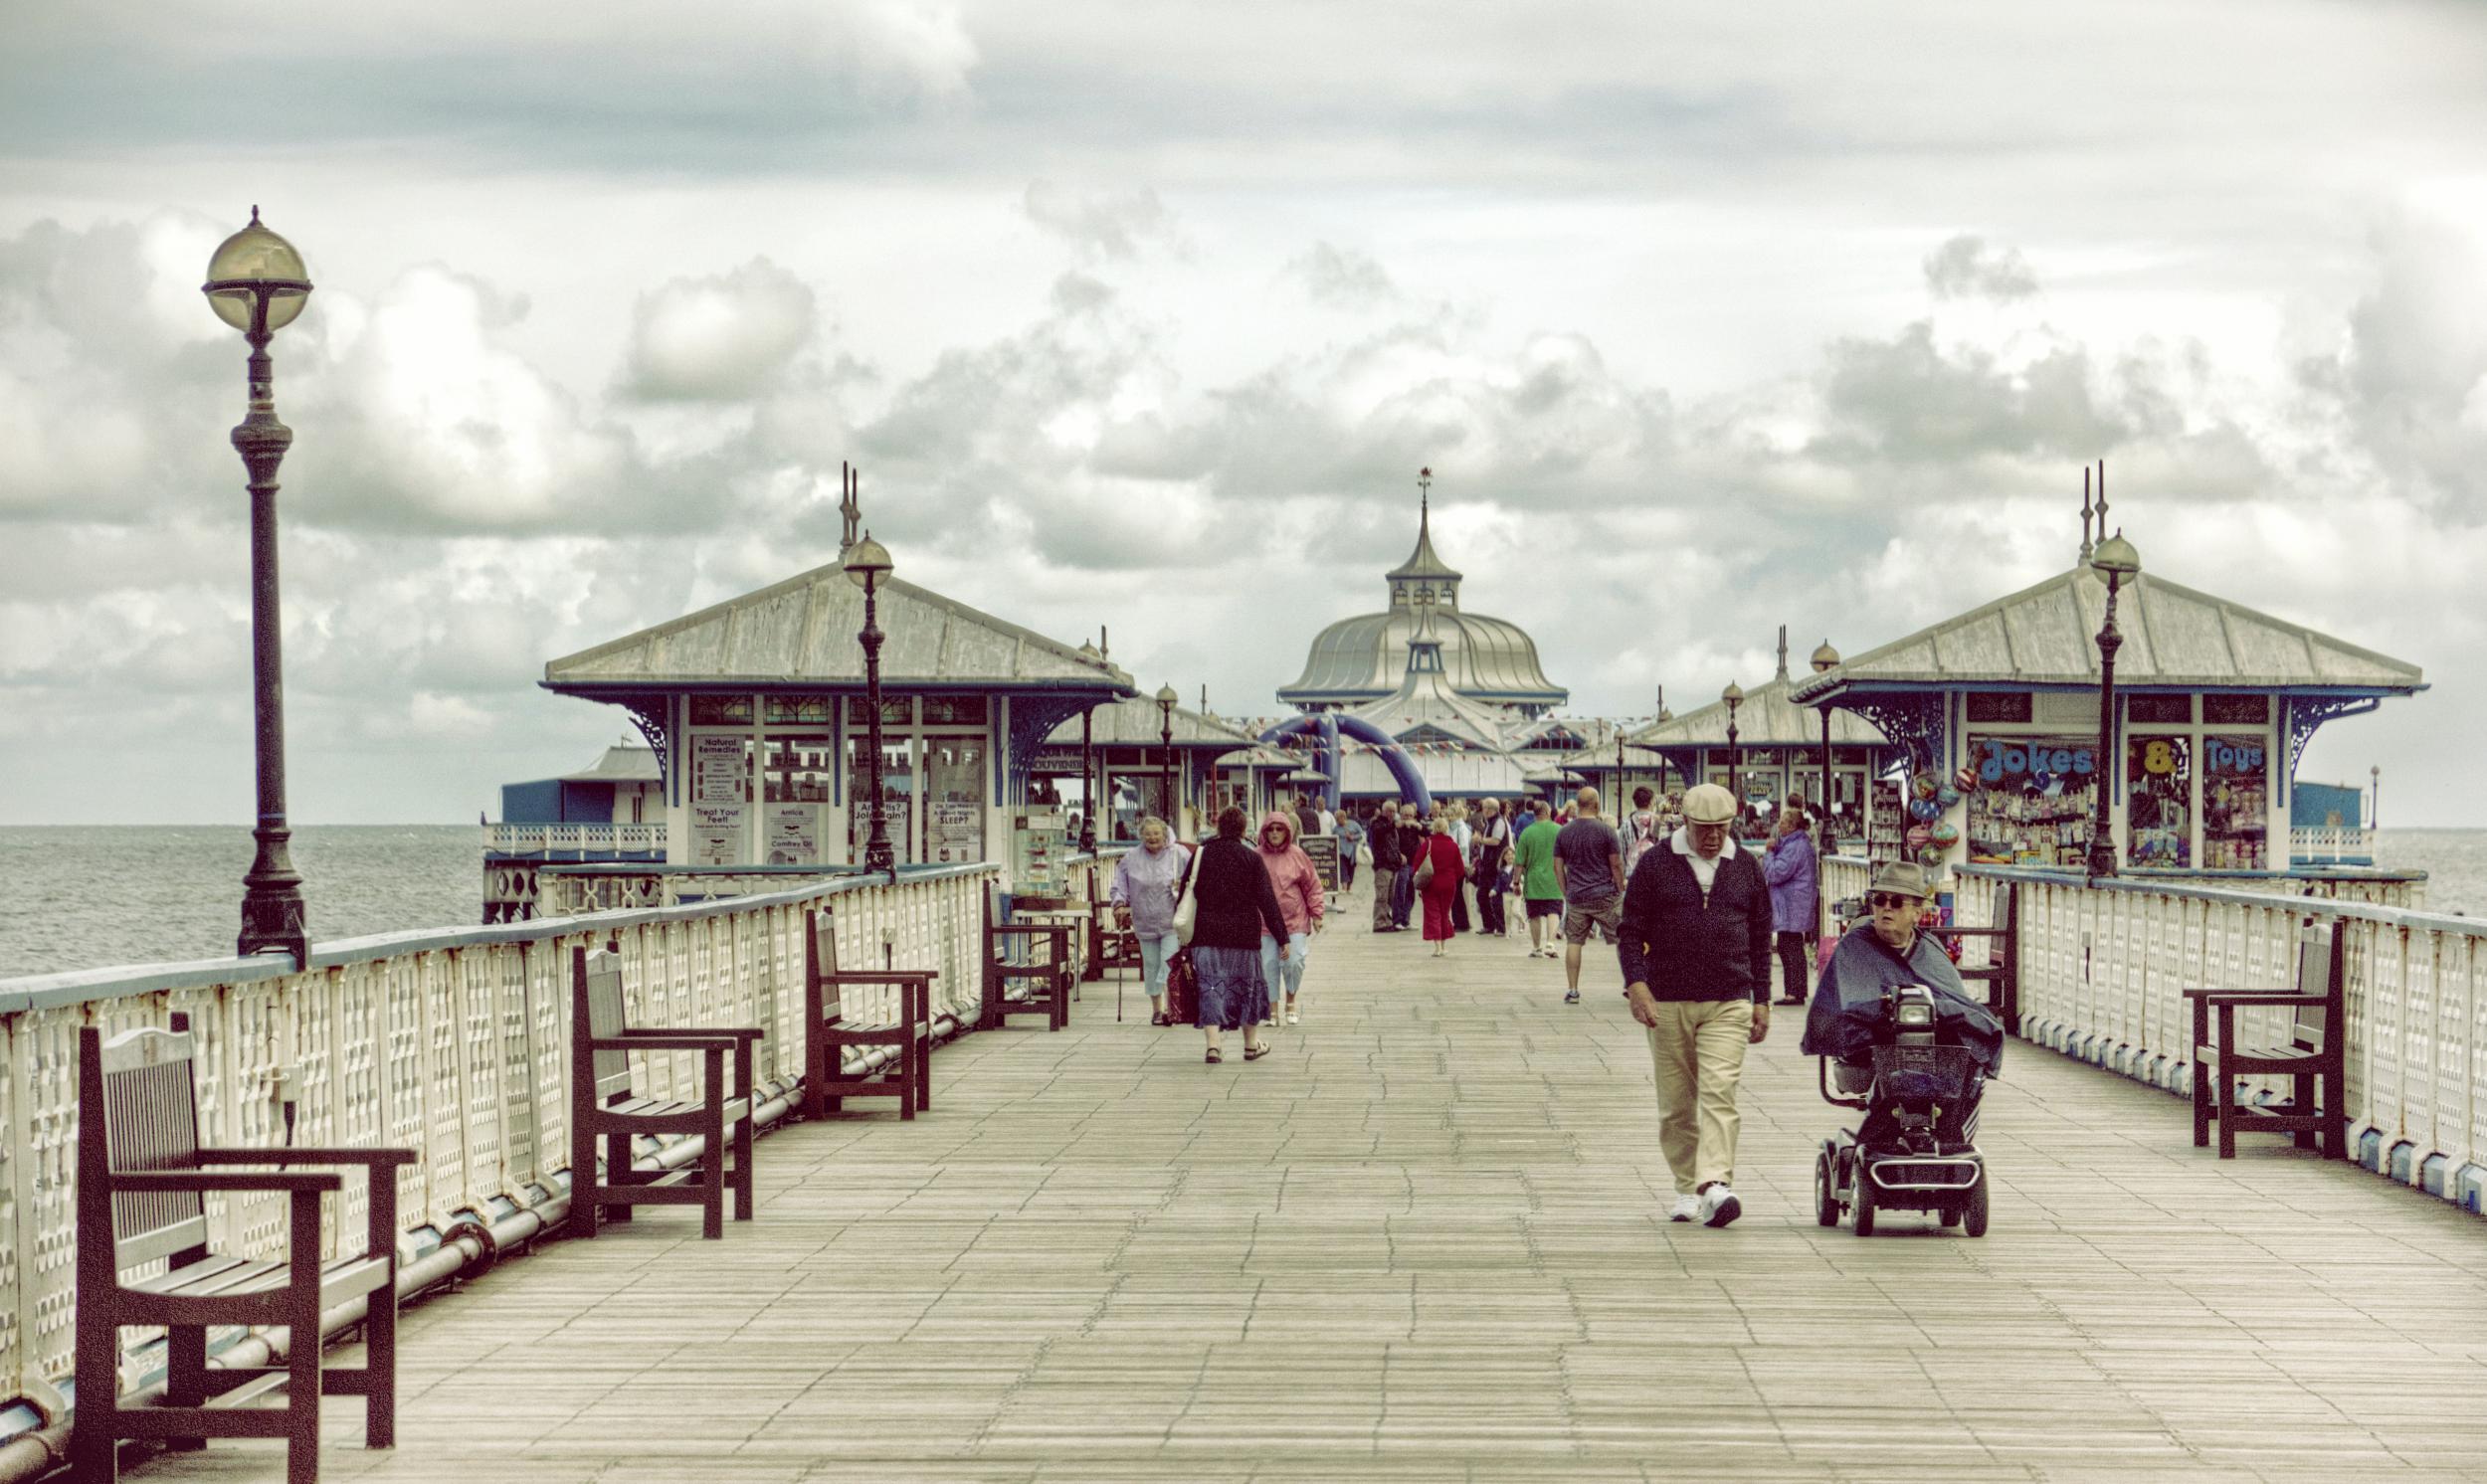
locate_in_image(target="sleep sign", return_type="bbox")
[1979,738,2095,784]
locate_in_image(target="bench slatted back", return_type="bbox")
[2293,922,2342,1049]
[83,1020,212,1269]
[578,949,637,1105]
[806,908,843,1024]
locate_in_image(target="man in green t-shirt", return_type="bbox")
[1512,804,1566,959]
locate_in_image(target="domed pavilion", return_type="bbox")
[1277,473,1567,716]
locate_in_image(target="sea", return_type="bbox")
[4,824,2486,981]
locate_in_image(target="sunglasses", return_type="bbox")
[1867,892,1921,910]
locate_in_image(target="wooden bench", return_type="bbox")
[983,885,1073,1031]
[1928,882,2018,1034]
[1008,891,1092,997]
[803,906,933,1121]
[2185,920,2347,1160]
[569,946,763,1239]
[73,1014,414,1483]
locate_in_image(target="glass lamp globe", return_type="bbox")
[842,535,893,589]
[1155,683,1179,709]
[202,208,312,333]
[1721,681,1745,708]
[2090,529,2142,579]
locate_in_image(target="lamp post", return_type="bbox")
[2085,529,2141,879]
[2371,765,2381,835]
[843,534,895,876]
[205,208,314,965]
[1722,681,1745,804]
[1155,684,1179,838]
[1078,708,1096,852]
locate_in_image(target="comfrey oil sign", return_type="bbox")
[1978,738,2096,788]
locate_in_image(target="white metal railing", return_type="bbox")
[1903,861,2480,1206]
[484,821,667,856]
[2290,826,2378,863]
[0,863,996,1410]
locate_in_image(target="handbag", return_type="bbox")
[1172,847,1201,945]
[1413,847,1435,892]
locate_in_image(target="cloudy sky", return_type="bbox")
[5,1,2485,825]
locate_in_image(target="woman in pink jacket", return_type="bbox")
[1255,811,1325,1026]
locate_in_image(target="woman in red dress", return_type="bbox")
[1418,814,1468,957]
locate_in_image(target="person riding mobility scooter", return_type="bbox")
[1803,862,2005,1236]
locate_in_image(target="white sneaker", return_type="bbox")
[1286,1009,1300,1025]
[1668,1194,1700,1222]
[1699,1186,1743,1228]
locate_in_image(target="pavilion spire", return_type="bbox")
[840,461,862,552]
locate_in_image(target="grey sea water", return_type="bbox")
[3,825,2483,981]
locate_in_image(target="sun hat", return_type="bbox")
[1868,860,1939,899]
[1682,783,1737,824]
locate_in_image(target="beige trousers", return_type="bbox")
[1644,999,1754,1194]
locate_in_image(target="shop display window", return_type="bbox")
[1965,692,2033,724]
[924,738,988,864]
[922,696,990,725]
[2203,694,2270,725]
[2200,733,2269,870]
[2126,734,2192,867]
[2128,694,2193,724]
[848,734,916,865]
[845,695,914,725]
[689,694,754,725]
[1964,734,2098,866]
[764,694,835,725]
[761,734,836,803]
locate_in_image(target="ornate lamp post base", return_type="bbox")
[240,829,310,962]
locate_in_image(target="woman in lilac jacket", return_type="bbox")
[1763,805,1819,1005]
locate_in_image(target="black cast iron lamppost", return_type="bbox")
[2085,528,2141,879]
[1722,680,1745,805]
[205,208,313,965]
[1155,684,1179,837]
[844,533,896,876]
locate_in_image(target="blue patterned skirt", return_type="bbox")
[1191,944,1270,1029]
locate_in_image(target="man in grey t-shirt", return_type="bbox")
[1552,786,1626,1005]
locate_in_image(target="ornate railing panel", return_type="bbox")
[0,863,997,1408]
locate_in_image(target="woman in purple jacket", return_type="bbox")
[1763,805,1819,1005]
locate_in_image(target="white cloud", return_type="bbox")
[622,258,819,402]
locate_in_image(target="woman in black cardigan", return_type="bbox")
[1182,806,1290,1063]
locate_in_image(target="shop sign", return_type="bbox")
[765,804,821,865]
[2203,738,2265,776]
[690,803,746,865]
[1977,738,2095,785]
[692,736,746,805]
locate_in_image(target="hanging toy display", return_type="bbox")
[1909,797,1942,823]
[1929,819,1962,851]
[1911,771,1941,802]
[1905,825,1932,851]
[1935,783,1963,811]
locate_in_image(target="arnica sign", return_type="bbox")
[1979,738,2096,785]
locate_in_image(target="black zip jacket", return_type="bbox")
[1183,836,1289,951]
[1369,821,1405,870]
[1616,842,1775,1003]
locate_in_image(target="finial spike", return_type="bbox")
[1776,625,1790,682]
[2080,464,2094,562]
[2096,460,2108,534]
[251,204,261,223]
[839,461,862,550]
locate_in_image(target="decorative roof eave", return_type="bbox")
[1787,566,2424,707]
[1045,696,1261,751]
[1628,678,1896,749]
[543,563,1136,697]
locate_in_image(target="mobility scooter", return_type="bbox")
[1814,980,1991,1237]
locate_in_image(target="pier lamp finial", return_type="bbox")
[839,462,861,551]
[2080,464,2094,563]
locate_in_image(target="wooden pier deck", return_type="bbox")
[148,892,2487,1482]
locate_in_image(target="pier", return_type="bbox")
[13,865,2487,1480]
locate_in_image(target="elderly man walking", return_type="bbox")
[1618,783,1774,1227]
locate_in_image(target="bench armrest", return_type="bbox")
[197,1146,417,1169]
[2184,991,2312,1008]
[592,1034,750,1052]
[819,971,938,984]
[988,923,1069,936]
[618,1025,766,1042]
[111,1169,341,1195]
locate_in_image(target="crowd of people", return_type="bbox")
[1108,782,1845,1228]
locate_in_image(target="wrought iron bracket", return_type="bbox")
[1836,692,1946,773]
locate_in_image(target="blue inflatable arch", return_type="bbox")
[1258,713,1432,816]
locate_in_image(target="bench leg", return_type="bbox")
[2214,1009,2239,1160]
[732,1110,755,1221]
[2322,1063,2348,1161]
[2291,1070,2319,1152]
[605,1132,634,1223]
[2190,1001,2211,1148]
[363,1290,398,1447]
[916,1031,932,1113]
[163,1323,208,1451]
[702,1095,727,1240]
[287,1206,324,1484]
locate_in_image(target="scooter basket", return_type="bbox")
[1869,1042,1976,1104]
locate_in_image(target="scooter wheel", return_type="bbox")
[1851,1170,1877,1236]
[1940,1205,1962,1228]
[1962,1169,1990,1238]
[1814,1148,1839,1227]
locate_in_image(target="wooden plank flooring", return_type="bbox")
[146,891,2487,1481]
